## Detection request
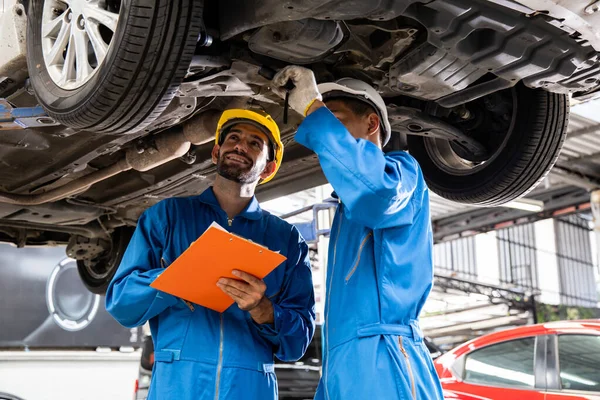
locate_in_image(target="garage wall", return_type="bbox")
[555,215,597,307]
[534,219,562,305]
[434,215,598,308]
[497,223,538,290]
[434,236,478,279]
[475,231,500,285]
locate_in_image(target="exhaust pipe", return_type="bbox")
[0,111,220,206]
[0,159,132,206]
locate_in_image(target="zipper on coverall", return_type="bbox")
[399,337,416,400]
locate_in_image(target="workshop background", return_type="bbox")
[1,97,598,399]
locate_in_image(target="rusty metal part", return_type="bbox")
[0,110,221,205]
[0,219,107,238]
[182,110,221,145]
[126,129,191,172]
[0,159,132,206]
[66,235,111,260]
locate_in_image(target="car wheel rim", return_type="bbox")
[41,0,121,90]
[424,88,518,176]
[47,258,100,331]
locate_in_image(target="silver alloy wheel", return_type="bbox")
[41,0,121,90]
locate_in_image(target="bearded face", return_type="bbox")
[216,148,267,184]
[214,123,272,184]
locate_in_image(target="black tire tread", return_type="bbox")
[30,0,203,135]
[76,227,134,295]
[408,85,569,206]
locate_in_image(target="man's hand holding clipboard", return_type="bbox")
[217,269,274,324]
[150,222,287,314]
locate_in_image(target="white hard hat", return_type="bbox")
[318,78,392,145]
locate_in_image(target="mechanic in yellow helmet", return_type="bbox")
[214,108,284,184]
[107,108,316,400]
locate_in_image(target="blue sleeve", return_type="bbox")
[251,227,316,362]
[295,106,423,229]
[105,201,179,328]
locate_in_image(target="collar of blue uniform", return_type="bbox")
[198,187,263,220]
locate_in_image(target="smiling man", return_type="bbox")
[106,108,316,400]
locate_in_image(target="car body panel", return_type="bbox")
[435,321,600,400]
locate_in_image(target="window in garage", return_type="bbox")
[497,223,538,291]
[463,337,536,388]
[558,334,600,392]
[434,236,477,279]
[555,215,596,307]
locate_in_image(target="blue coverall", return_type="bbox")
[105,188,316,400]
[296,107,444,400]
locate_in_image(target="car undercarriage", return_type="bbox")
[1,0,599,292]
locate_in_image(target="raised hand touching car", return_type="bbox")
[272,66,323,116]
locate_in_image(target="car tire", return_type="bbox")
[76,227,133,295]
[0,393,25,400]
[26,0,203,134]
[407,84,569,206]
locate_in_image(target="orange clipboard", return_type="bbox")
[150,222,287,313]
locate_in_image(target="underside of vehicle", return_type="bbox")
[1,0,599,292]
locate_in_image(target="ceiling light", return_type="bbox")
[502,198,544,212]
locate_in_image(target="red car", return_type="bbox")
[434,320,600,400]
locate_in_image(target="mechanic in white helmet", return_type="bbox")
[272,66,444,400]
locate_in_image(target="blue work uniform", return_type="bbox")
[105,188,316,400]
[296,107,444,400]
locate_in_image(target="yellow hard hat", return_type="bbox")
[215,109,284,184]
